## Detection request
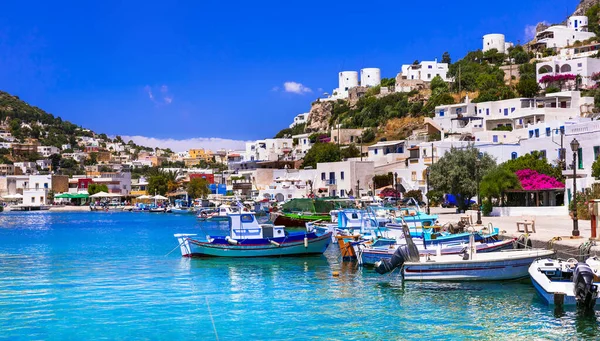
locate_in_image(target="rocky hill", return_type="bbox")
[573,0,600,16]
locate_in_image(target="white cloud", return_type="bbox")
[524,21,549,41]
[271,86,280,92]
[283,81,312,94]
[144,84,174,105]
[121,135,248,152]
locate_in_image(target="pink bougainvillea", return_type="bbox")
[539,74,577,84]
[515,169,564,190]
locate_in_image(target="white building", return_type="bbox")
[36,159,51,170]
[91,172,131,196]
[360,68,381,87]
[367,140,406,167]
[400,60,451,82]
[331,71,359,99]
[37,146,60,157]
[483,33,513,54]
[536,56,600,90]
[289,112,310,128]
[61,144,72,151]
[256,169,317,202]
[245,139,294,162]
[62,152,88,163]
[13,162,37,175]
[292,133,314,159]
[314,160,374,198]
[534,16,595,50]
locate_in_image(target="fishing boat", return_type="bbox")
[384,222,500,246]
[374,225,554,281]
[174,212,332,257]
[197,205,241,221]
[355,238,517,266]
[392,207,438,227]
[529,257,598,309]
[271,198,352,227]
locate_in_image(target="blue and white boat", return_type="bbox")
[374,229,555,281]
[174,212,332,257]
[393,206,438,228]
[355,237,516,266]
[384,222,500,246]
[529,257,599,309]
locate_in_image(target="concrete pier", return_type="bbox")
[432,207,598,259]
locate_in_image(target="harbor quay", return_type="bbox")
[433,207,598,259]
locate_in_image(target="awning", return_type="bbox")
[55,193,90,199]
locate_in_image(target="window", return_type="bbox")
[303,139,307,145]
[340,171,345,180]
[546,128,551,136]
[560,126,565,134]
[534,129,539,137]
[439,110,444,117]
[486,108,489,115]
[504,108,509,116]
[578,63,583,67]
[331,190,336,197]
[411,171,417,181]
[329,172,335,184]
[428,65,433,69]
[321,172,325,180]
[594,146,600,160]
[340,189,345,197]
[374,149,378,155]
[540,150,546,158]
[492,135,498,143]
[479,109,482,114]
[427,74,431,79]
[511,152,518,160]
[529,130,534,138]
[32,197,35,203]
[511,107,515,113]
[578,147,583,169]
[40,196,44,203]
[350,136,354,143]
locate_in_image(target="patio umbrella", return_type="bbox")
[136,195,151,199]
[2,193,23,200]
[54,193,73,199]
[151,195,168,200]
[89,191,111,198]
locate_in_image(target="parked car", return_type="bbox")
[441,194,475,208]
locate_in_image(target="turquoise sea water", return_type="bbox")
[0,211,599,340]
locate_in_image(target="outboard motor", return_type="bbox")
[573,263,598,311]
[375,224,419,275]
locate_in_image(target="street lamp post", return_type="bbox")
[570,138,580,237]
[426,168,430,215]
[356,180,360,198]
[476,159,482,225]
[394,172,398,194]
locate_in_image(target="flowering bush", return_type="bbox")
[515,169,564,190]
[592,72,600,82]
[539,74,577,84]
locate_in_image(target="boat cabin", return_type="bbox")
[228,213,285,240]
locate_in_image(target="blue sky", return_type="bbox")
[0,0,581,150]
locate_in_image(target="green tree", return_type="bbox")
[428,145,496,211]
[341,144,361,159]
[87,183,109,195]
[380,78,396,88]
[148,174,169,196]
[49,153,61,171]
[501,152,563,181]
[430,75,449,93]
[516,78,540,98]
[302,143,341,169]
[592,157,600,179]
[405,190,423,202]
[441,51,451,64]
[85,152,98,166]
[187,177,211,199]
[361,129,376,143]
[480,167,522,207]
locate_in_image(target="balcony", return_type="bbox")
[325,179,337,185]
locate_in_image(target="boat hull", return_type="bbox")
[179,232,332,257]
[359,239,515,266]
[402,250,555,281]
[273,213,330,228]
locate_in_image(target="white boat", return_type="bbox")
[174,212,331,257]
[197,205,242,221]
[529,257,599,309]
[374,227,555,281]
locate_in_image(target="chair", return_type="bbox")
[517,215,536,233]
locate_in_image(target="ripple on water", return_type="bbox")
[0,211,599,340]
